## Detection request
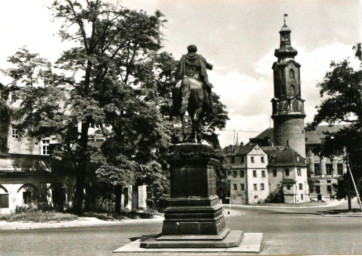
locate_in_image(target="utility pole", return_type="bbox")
[344,147,362,211]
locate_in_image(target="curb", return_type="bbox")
[0,216,164,231]
[222,200,345,209]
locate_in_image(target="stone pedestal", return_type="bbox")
[140,143,243,248]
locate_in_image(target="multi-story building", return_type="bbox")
[224,144,269,204]
[252,125,347,201]
[225,143,309,204]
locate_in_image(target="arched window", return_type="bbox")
[291,84,296,96]
[289,69,295,79]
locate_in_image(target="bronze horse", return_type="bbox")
[174,73,208,143]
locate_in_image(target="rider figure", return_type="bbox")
[175,44,213,113]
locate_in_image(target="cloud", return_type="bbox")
[216,42,360,147]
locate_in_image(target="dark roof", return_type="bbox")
[263,145,306,167]
[223,144,257,156]
[253,125,349,146]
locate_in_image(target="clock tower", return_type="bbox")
[272,16,306,157]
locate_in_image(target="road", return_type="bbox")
[1,201,361,255]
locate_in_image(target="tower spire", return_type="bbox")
[284,13,288,25]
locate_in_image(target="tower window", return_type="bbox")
[273,169,277,177]
[289,69,295,79]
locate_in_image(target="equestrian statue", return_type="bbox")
[171,44,213,143]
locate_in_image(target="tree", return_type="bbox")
[308,44,362,209]
[6,0,229,214]
[0,84,11,153]
[7,0,168,214]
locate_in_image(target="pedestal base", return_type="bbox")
[113,232,263,254]
[140,229,243,248]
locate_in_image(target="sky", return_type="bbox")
[0,0,361,147]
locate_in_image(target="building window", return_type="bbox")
[285,169,290,176]
[301,194,304,200]
[314,163,321,175]
[297,168,301,176]
[299,183,303,190]
[327,185,332,194]
[273,169,277,177]
[253,184,257,190]
[23,191,32,204]
[11,92,17,103]
[261,183,265,190]
[315,185,321,194]
[233,184,237,191]
[286,185,291,190]
[12,128,19,139]
[261,156,265,163]
[253,170,257,177]
[232,171,237,178]
[251,157,255,163]
[326,164,333,175]
[240,157,244,164]
[262,170,266,177]
[240,170,245,178]
[0,194,9,208]
[337,163,343,175]
[42,139,50,155]
[231,157,235,164]
[240,184,245,191]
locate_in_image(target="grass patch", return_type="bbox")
[0,211,78,223]
[82,209,157,221]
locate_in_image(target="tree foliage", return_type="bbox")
[308,44,362,199]
[5,0,228,213]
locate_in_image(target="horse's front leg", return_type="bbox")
[180,114,187,142]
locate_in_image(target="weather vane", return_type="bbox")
[284,13,288,25]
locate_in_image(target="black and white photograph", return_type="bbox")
[0,0,361,255]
